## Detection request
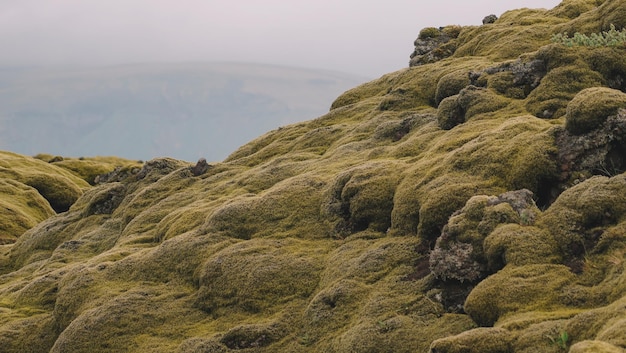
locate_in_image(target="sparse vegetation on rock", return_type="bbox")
[1,0,626,352]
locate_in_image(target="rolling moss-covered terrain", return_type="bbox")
[1,0,626,352]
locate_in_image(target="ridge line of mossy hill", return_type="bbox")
[1,0,626,352]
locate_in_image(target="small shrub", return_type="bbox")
[546,330,570,350]
[552,24,626,47]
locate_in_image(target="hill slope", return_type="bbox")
[0,62,368,162]
[1,0,626,352]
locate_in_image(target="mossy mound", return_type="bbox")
[430,327,513,353]
[464,264,576,326]
[2,1,626,352]
[34,154,143,185]
[195,238,327,314]
[0,151,92,242]
[0,152,138,243]
[565,87,626,134]
[0,179,55,244]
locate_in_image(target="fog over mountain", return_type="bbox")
[0,1,561,161]
[0,62,368,161]
[0,1,560,77]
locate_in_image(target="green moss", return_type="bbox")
[303,279,370,341]
[51,287,203,353]
[454,10,560,60]
[414,176,493,242]
[0,151,96,241]
[487,71,528,99]
[512,319,573,353]
[581,47,626,91]
[539,175,626,260]
[429,327,513,353]
[437,87,510,130]
[129,232,236,285]
[570,340,625,353]
[322,161,401,235]
[175,338,227,353]
[328,314,475,353]
[0,313,56,353]
[442,25,463,39]
[564,296,626,349]
[430,190,547,282]
[23,174,83,213]
[220,321,288,349]
[548,0,599,20]
[437,95,465,130]
[557,0,626,35]
[565,87,626,135]
[330,79,391,110]
[419,27,442,40]
[0,179,55,244]
[13,272,61,310]
[435,70,470,105]
[203,174,327,239]
[525,65,604,119]
[484,224,560,270]
[195,239,325,314]
[52,157,143,185]
[464,264,576,326]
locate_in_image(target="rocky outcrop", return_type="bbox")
[557,108,626,186]
[409,26,462,67]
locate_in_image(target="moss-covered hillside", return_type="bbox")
[2,1,626,352]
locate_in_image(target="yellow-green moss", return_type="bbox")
[330,78,392,110]
[0,313,56,353]
[581,47,626,91]
[539,175,626,259]
[454,8,563,61]
[203,174,327,239]
[0,151,93,241]
[0,179,55,244]
[525,64,604,118]
[321,161,401,236]
[464,264,576,326]
[429,327,513,353]
[52,157,143,185]
[548,0,600,20]
[195,239,326,314]
[437,87,510,129]
[23,174,83,213]
[419,27,442,40]
[570,340,625,353]
[435,70,470,105]
[484,224,561,270]
[556,0,626,35]
[565,87,626,134]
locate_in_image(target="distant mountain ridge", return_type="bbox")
[0,62,369,161]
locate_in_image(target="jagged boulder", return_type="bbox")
[410,26,462,67]
[429,190,546,283]
[556,108,626,187]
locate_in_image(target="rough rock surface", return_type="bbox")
[409,26,462,67]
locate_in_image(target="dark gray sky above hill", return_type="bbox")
[2,0,561,77]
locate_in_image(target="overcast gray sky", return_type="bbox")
[1,0,562,77]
